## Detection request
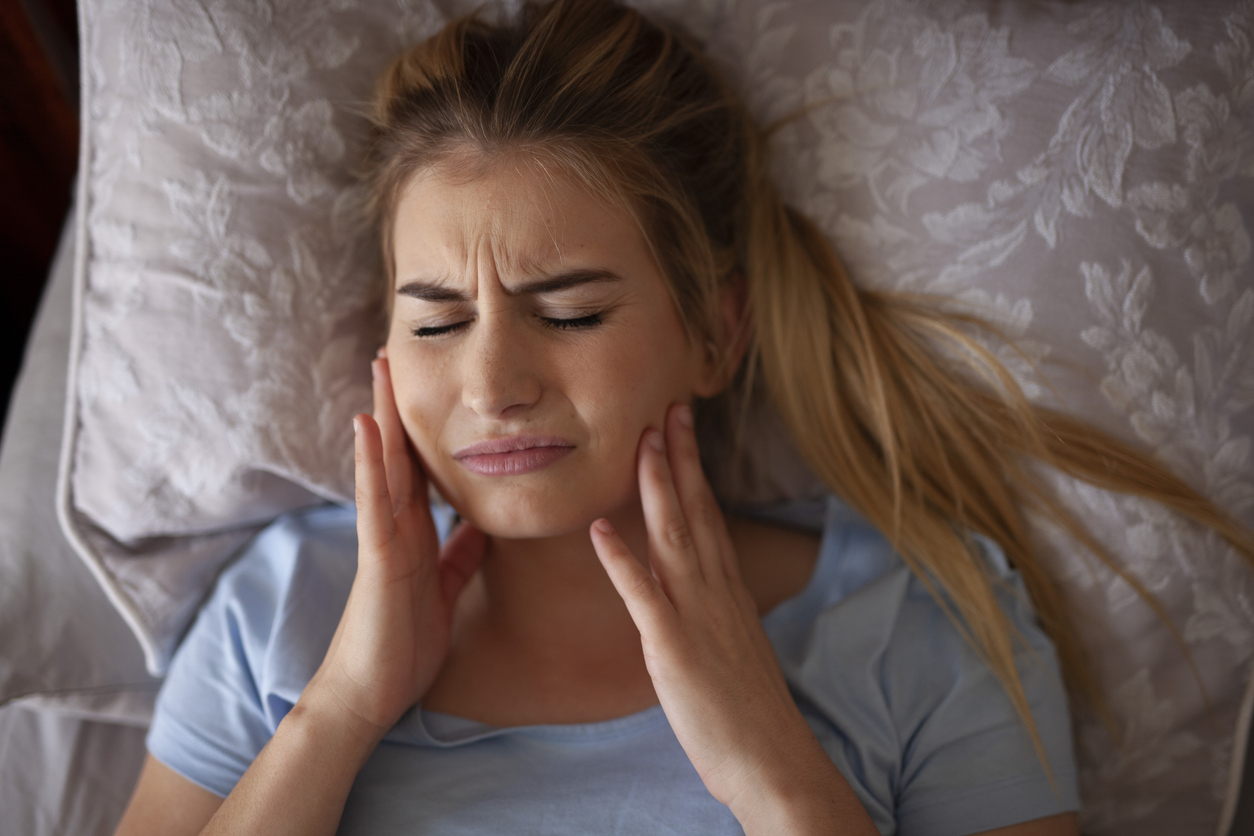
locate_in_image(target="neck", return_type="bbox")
[469,499,651,657]
[425,498,658,724]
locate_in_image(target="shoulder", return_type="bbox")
[189,502,364,686]
[200,504,360,693]
[759,496,1080,835]
[726,513,821,616]
[224,503,357,618]
[785,496,1065,718]
[731,495,903,625]
[146,504,360,796]
[218,502,359,596]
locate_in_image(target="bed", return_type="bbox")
[2,1,1253,834]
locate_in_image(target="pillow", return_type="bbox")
[61,0,471,676]
[699,3,1254,833]
[60,0,1253,832]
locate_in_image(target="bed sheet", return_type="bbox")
[0,702,146,836]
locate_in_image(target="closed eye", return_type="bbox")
[410,312,603,338]
[541,313,603,330]
[411,321,471,338]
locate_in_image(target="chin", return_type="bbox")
[441,474,638,541]
[456,499,590,540]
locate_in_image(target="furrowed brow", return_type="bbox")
[395,281,469,302]
[396,269,621,301]
[513,269,622,294]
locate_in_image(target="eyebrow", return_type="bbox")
[396,269,622,302]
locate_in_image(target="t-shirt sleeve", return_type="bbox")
[146,541,285,796]
[887,540,1079,835]
[145,504,359,797]
[788,527,1079,836]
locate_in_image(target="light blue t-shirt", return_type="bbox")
[147,496,1079,835]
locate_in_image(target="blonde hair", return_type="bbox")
[364,0,1254,764]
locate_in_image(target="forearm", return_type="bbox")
[200,688,384,836]
[729,731,879,836]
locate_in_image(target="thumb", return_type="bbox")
[438,521,487,603]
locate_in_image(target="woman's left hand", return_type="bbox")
[589,404,876,835]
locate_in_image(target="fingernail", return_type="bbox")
[593,518,614,535]
[353,416,360,435]
[376,346,387,359]
[676,404,693,429]
[646,430,665,453]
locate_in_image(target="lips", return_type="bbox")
[453,435,575,476]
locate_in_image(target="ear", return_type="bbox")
[693,274,751,398]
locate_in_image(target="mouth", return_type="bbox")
[453,435,575,476]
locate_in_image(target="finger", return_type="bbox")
[354,414,396,555]
[708,514,756,620]
[638,428,704,588]
[706,510,756,620]
[665,403,729,587]
[372,355,422,514]
[589,518,677,637]
[438,521,487,604]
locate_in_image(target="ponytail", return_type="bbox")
[739,129,1254,757]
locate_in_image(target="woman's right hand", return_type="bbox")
[305,351,486,739]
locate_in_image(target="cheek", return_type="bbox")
[574,322,697,458]
[386,352,453,471]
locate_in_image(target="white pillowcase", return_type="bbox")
[62,0,461,675]
[60,0,1254,833]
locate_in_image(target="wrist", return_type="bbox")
[290,682,392,766]
[726,731,876,836]
[728,759,833,835]
[200,684,391,836]
[731,778,837,836]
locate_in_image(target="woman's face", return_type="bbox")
[386,160,716,538]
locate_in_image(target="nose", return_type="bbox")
[460,309,543,419]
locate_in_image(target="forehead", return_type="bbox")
[391,159,647,286]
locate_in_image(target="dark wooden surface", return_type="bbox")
[0,0,78,440]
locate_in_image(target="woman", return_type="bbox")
[113,0,1253,833]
